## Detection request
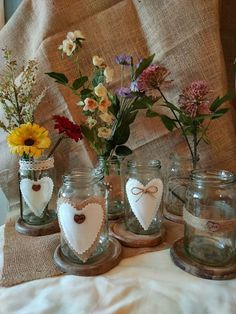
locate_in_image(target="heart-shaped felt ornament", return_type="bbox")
[126,178,163,230]
[20,177,54,217]
[58,197,105,262]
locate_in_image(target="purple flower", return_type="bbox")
[116,87,133,98]
[178,80,211,118]
[115,54,132,66]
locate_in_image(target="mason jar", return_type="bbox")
[58,168,108,264]
[124,159,163,235]
[97,156,124,220]
[165,154,194,217]
[19,156,57,225]
[184,169,236,266]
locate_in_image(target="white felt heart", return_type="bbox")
[58,201,105,261]
[126,178,163,230]
[20,177,54,217]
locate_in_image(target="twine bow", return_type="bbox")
[131,185,158,202]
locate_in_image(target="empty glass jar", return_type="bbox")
[58,168,108,264]
[184,169,236,266]
[124,159,163,235]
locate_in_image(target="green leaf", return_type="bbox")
[210,91,233,111]
[146,109,159,117]
[115,145,132,156]
[46,72,68,85]
[109,95,120,117]
[113,125,130,145]
[212,108,229,119]
[80,124,94,143]
[72,76,88,90]
[162,102,181,113]
[160,115,176,131]
[80,88,93,100]
[126,110,138,124]
[134,54,155,80]
[131,96,154,111]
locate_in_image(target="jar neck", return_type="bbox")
[127,159,161,174]
[191,169,236,187]
[63,169,103,187]
[170,153,199,170]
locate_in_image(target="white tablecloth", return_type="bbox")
[0,226,236,314]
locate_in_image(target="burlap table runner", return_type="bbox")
[0,218,183,287]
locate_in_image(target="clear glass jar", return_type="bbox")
[97,156,124,220]
[124,159,163,235]
[0,169,9,226]
[58,168,108,264]
[19,157,56,225]
[184,169,236,266]
[165,154,194,217]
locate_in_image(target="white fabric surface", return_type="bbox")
[0,226,236,314]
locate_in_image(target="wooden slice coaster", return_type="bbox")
[163,208,184,224]
[110,221,165,248]
[15,217,60,236]
[170,237,236,280]
[54,237,122,276]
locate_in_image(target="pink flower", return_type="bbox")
[137,64,172,95]
[178,80,211,118]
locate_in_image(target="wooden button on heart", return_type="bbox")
[74,214,86,224]
[32,184,41,192]
[207,221,220,232]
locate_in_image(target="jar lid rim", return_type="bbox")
[191,169,236,184]
[63,168,103,182]
[127,159,161,168]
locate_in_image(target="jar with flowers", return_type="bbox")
[47,30,158,219]
[0,50,83,234]
[136,61,232,221]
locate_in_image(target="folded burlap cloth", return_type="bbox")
[0,219,183,287]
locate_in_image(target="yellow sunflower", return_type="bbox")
[7,123,51,158]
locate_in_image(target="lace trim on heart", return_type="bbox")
[19,157,54,171]
[57,197,106,262]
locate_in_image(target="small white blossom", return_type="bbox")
[87,116,97,129]
[97,127,112,139]
[99,112,114,124]
[92,56,105,67]
[104,66,114,83]
[77,101,84,106]
[59,39,76,56]
[94,83,107,98]
[67,30,85,41]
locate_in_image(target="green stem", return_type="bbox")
[120,65,124,88]
[196,119,212,146]
[47,136,64,158]
[193,126,198,170]
[157,87,194,161]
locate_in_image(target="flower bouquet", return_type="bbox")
[136,63,232,217]
[46,30,156,218]
[0,50,82,232]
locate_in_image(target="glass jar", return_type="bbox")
[184,169,236,266]
[58,168,108,264]
[19,157,56,225]
[124,159,163,235]
[97,156,124,220]
[164,154,194,217]
[0,169,9,226]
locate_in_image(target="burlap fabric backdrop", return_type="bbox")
[0,0,235,206]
